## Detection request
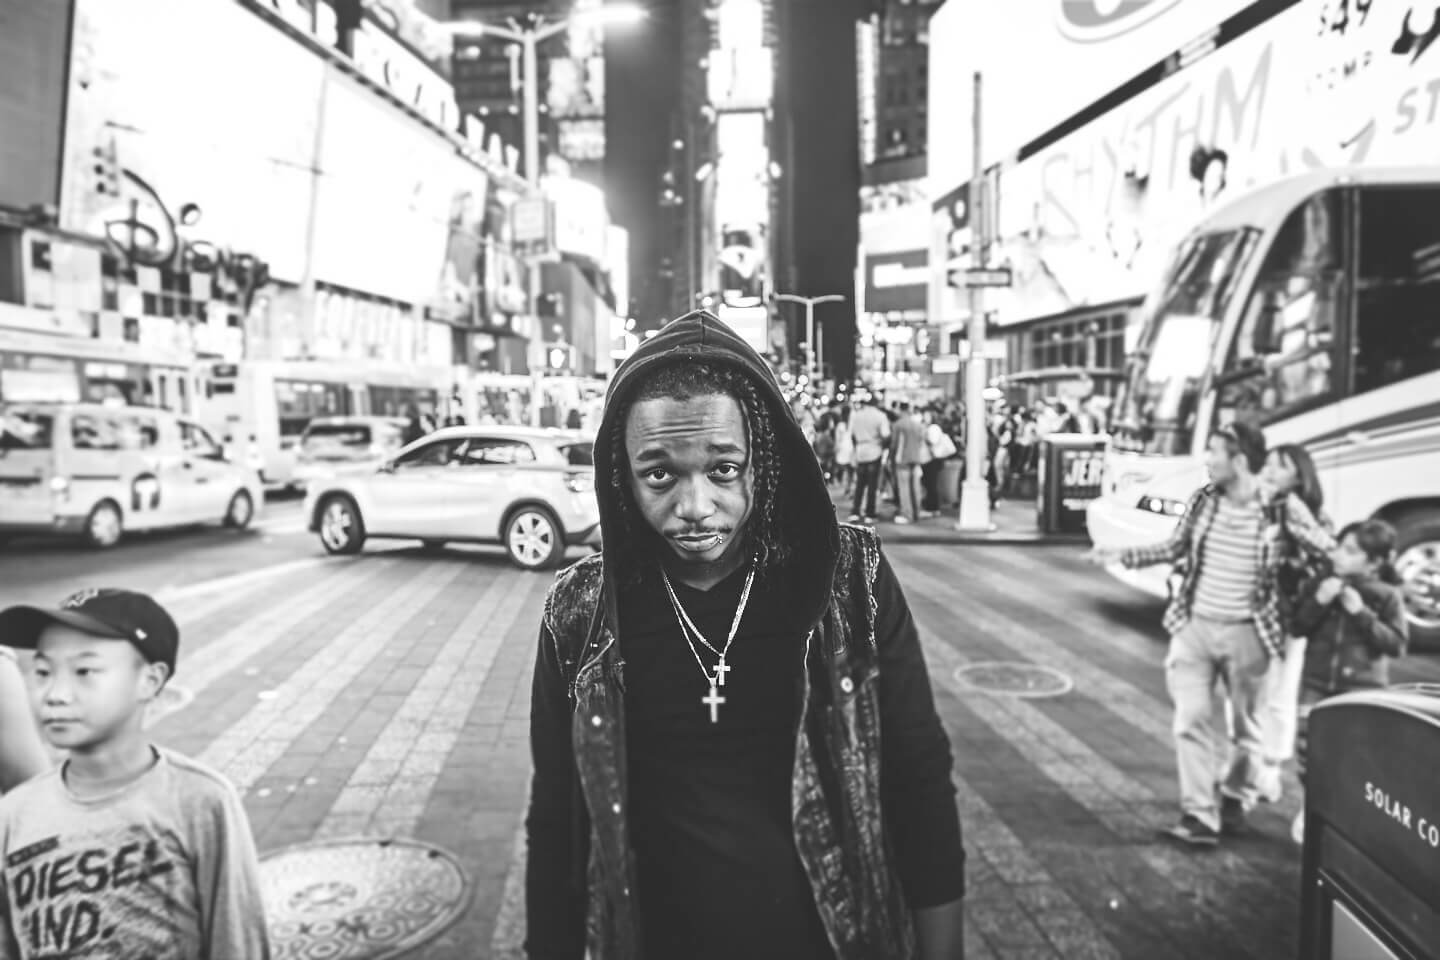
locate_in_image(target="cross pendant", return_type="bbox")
[702,683,726,724]
[712,659,731,687]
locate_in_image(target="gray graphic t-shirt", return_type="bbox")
[0,748,269,959]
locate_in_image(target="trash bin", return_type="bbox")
[1036,434,1108,535]
[1300,684,1440,960]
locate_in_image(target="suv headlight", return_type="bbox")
[1137,495,1186,517]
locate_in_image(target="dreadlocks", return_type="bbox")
[609,359,790,583]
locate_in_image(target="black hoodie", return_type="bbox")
[591,309,840,633]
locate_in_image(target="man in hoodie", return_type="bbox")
[524,311,966,960]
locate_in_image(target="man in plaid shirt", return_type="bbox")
[1091,422,1319,846]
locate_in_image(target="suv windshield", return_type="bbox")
[0,407,55,451]
[1111,227,1260,456]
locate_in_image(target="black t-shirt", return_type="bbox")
[620,564,835,960]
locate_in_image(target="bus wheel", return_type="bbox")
[1394,507,1440,652]
[505,506,563,571]
[224,491,255,530]
[319,495,365,555]
[85,501,124,549]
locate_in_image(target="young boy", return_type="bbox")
[0,588,270,959]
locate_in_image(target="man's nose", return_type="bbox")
[674,479,716,522]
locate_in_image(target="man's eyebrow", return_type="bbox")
[633,441,745,464]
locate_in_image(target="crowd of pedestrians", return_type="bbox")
[795,391,1110,523]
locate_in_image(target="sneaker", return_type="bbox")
[1290,810,1305,845]
[1161,815,1220,847]
[893,516,912,525]
[1220,796,1247,835]
[1256,764,1283,804]
[847,513,862,522]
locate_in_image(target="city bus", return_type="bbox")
[200,360,444,491]
[1087,166,1440,649]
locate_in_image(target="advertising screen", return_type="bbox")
[60,0,325,283]
[0,0,70,210]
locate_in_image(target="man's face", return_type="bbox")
[1205,434,1240,487]
[624,393,754,570]
[29,624,163,752]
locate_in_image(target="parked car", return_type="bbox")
[303,425,600,570]
[0,402,262,548]
[292,415,409,488]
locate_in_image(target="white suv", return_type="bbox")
[303,425,600,570]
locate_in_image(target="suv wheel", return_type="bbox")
[85,501,124,549]
[224,490,255,530]
[318,495,365,555]
[505,506,564,571]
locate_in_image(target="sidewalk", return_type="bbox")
[830,482,1091,546]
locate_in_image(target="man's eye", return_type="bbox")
[644,469,671,483]
[713,463,742,478]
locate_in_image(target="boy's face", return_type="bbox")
[29,624,166,751]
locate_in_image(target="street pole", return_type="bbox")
[957,71,993,532]
[775,293,844,387]
[806,301,816,382]
[522,29,544,427]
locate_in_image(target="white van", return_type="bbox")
[0,402,263,548]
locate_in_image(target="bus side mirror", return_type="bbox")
[1252,303,1283,356]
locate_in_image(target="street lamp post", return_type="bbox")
[447,5,644,425]
[774,293,845,385]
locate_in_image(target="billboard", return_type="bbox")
[865,251,927,315]
[714,111,771,307]
[970,0,1440,326]
[0,0,70,211]
[60,0,324,282]
[542,175,610,266]
[928,0,1259,198]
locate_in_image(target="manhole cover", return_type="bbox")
[144,683,194,726]
[954,661,1073,698]
[261,839,470,960]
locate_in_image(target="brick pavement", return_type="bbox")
[139,541,1440,959]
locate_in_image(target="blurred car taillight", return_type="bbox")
[564,472,594,494]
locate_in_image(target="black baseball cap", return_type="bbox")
[0,588,179,674]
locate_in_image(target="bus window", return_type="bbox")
[1112,228,1259,455]
[1355,187,1440,394]
[1214,191,1342,429]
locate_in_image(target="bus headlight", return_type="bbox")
[1137,495,1186,517]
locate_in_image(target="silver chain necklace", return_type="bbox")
[661,566,756,724]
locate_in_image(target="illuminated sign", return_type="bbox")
[1055,0,1184,43]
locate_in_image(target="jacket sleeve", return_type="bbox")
[1290,575,1333,638]
[873,550,966,908]
[1120,487,1205,569]
[1348,589,1409,658]
[524,614,589,960]
[1283,496,1337,560]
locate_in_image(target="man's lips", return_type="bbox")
[670,532,728,551]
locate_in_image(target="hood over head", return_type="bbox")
[592,309,839,633]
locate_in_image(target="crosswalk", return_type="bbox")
[136,542,1440,959]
